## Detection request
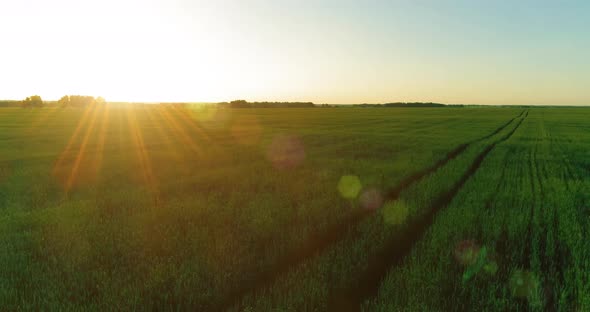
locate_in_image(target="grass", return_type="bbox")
[364,109,590,311]
[231,109,526,311]
[0,105,587,310]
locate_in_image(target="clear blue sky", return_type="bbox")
[1,0,589,104]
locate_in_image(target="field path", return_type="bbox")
[385,109,525,202]
[224,110,526,312]
[328,111,528,311]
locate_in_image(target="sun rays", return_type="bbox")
[144,105,184,163]
[64,104,101,194]
[94,104,110,178]
[169,105,212,142]
[52,104,214,201]
[158,105,204,156]
[52,104,96,178]
[126,107,159,203]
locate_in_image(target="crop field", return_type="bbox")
[0,106,588,311]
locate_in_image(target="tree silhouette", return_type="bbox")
[57,95,70,108]
[220,100,315,108]
[21,95,43,108]
[57,95,103,108]
[96,96,106,105]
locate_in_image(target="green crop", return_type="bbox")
[0,106,587,311]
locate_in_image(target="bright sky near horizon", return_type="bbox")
[1,0,589,104]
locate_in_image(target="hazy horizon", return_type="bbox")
[1,0,589,105]
[2,98,590,107]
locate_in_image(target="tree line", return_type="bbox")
[353,102,451,107]
[21,95,44,108]
[218,100,316,108]
[13,95,106,108]
[7,97,465,109]
[57,95,105,108]
[216,101,461,108]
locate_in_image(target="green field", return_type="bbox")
[0,106,588,310]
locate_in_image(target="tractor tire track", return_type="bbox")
[328,112,528,312]
[217,111,525,312]
[385,110,524,202]
[533,120,554,311]
[539,119,570,312]
[483,147,511,211]
[521,134,537,269]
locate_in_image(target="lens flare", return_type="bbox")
[382,200,408,225]
[509,270,541,301]
[359,188,383,210]
[462,246,488,283]
[266,135,306,170]
[454,240,480,266]
[337,175,362,199]
[483,260,498,275]
[189,105,230,130]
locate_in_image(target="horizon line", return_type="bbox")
[1,98,589,107]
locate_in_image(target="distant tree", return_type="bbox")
[57,95,70,108]
[96,96,106,105]
[382,102,445,107]
[222,100,315,108]
[21,97,30,108]
[21,95,43,108]
[229,100,250,108]
[71,95,95,107]
[57,95,100,108]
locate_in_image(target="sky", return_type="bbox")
[1,0,589,105]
